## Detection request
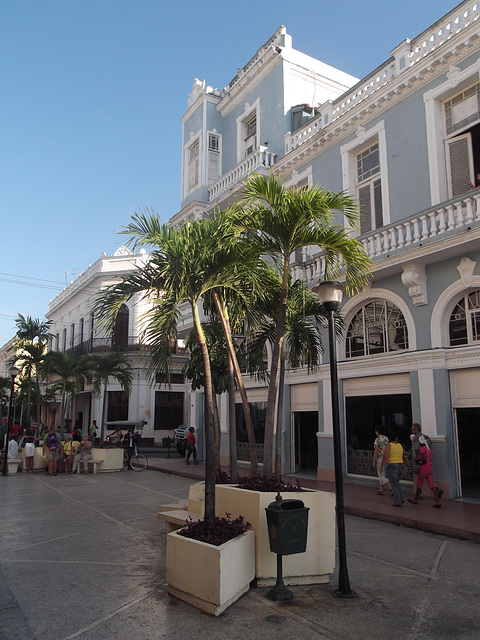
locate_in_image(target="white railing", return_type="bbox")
[297,191,480,285]
[285,1,480,152]
[285,119,322,153]
[360,193,480,259]
[208,147,276,202]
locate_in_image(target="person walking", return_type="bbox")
[373,427,392,495]
[408,435,442,508]
[185,427,198,465]
[381,432,406,507]
[410,423,443,500]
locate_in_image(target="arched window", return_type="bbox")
[346,300,409,358]
[113,304,129,350]
[449,290,480,346]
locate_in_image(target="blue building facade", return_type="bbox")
[174,3,480,499]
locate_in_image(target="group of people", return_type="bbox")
[373,423,444,508]
[42,427,93,475]
[0,419,99,476]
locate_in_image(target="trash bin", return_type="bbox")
[265,492,310,556]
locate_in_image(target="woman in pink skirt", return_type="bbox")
[408,435,441,508]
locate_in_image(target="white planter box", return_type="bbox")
[166,529,255,616]
[215,485,335,586]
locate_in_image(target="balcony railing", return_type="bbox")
[208,146,276,202]
[65,337,189,356]
[294,190,480,286]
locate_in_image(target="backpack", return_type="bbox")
[47,432,58,451]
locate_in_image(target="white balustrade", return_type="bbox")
[208,148,276,202]
[297,191,480,286]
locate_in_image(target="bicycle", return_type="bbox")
[122,444,148,472]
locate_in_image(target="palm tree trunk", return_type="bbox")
[274,357,286,479]
[101,385,108,442]
[212,292,258,476]
[264,262,289,478]
[213,389,221,477]
[193,303,215,522]
[227,352,238,482]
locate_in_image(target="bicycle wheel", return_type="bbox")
[130,453,148,471]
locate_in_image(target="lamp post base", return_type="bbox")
[333,589,357,599]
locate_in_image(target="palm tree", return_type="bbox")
[94,212,254,521]
[88,352,133,440]
[13,342,47,429]
[15,314,53,345]
[247,278,341,476]
[43,351,90,436]
[236,173,371,477]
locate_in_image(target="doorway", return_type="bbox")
[457,407,480,498]
[293,411,318,472]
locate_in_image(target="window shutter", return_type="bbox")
[359,184,372,234]
[446,133,474,198]
[373,178,383,229]
[208,150,220,184]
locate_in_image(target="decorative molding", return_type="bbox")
[113,246,133,257]
[401,263,428,306]
[457,257,477,286]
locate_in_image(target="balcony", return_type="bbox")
[208,146,276,203]
[295,190,480,286]
[65,337,189,356]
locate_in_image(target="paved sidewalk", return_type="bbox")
[1,469,480,640]
[147,454,480,542]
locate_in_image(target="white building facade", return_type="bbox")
[45,248,192,445]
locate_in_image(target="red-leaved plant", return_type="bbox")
[215,471,303,492]
[178,513,251,546]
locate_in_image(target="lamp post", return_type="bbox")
[313,281,355,598]
[2,366,20,476]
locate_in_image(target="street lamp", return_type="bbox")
[2,366,20,477]
[313,281,355,598]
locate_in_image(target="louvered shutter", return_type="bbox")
[446,133,474,198]
[373,178,383,229]
[359,184,372,234]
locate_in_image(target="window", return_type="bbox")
[236,99,260,163]
[346,300,408,358]
[424,61,480,204]
[79,318,84,345]
[357,143,383,235]
[208,133,220,184]
[107,391,129,422]
[341,121,389,235]
[444,85,480,198]
[449,290,480,346]
[244,115,257,156]
[62,328,67,351]
[113,304,129,350]
[70,323,75,348]
[188,139,200,192]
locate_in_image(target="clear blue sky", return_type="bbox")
[0,0,457,346]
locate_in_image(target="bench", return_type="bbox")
[87,459,103,474]
[158,481,205,539]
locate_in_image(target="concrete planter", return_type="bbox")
[215,485,335,586]
[166,529,255,616]
[91,447,124,472]
[7,458,21,474]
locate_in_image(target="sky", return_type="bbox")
[0,0,458,346]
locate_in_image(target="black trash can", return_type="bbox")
[265,492,310,556]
